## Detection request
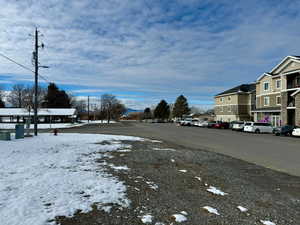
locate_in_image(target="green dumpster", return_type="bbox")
[0,132,11,141]
[15,124,24,139]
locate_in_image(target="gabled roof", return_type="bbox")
[269,55,300,75]
[0,108,77,116]
[215,83,256,97]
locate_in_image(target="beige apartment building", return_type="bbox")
[214,84,256,122]
[253,55,300,126]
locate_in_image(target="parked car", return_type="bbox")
[273,125,295,136]
[243,122,273,133]
[180,118,193,126]
[191,119,200,126]
[214,121,230,129]
[197,120,209,127]
[232,121,250,131]
[292,127,300,137]
[207,121,217,128]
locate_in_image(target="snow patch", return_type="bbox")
[207,186,228,196]
[195,176,202,181]
[179,169,187,173]
[203,206,220,215]
[171,159,175,163]
[172,214,187,222]
[141,214,153,224]
[152,147,176,152]
[260,220,276,225]
[237,206,248,212]
[0,133,142,225]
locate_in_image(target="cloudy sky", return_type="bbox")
[1,0,300,109]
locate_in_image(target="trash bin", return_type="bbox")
[0,132,11,141]
[15,124,24,139]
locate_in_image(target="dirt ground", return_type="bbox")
[55,138,300,225]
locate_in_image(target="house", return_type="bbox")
[214,83,256,122]
[253,56,300,126]
[0,108,77,123]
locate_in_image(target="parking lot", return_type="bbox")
[63,121,300,177]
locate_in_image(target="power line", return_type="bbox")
[0,51,51,84]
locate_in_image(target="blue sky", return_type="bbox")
[1,0,300,109]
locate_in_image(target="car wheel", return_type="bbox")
[255,129,260,134]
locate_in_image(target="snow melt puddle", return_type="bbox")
[0,133,142,225]
[206,186,228,196]
[260,220,276,225]
[203,206,220,215]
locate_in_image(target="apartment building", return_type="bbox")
[214,84,256,122]
[253,56,300,126]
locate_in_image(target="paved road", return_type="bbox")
[63,121,300,176]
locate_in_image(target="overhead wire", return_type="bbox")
[0,52,51,84]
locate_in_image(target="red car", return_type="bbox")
[214,122,230,129]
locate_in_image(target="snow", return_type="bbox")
[206,186,228,196]
[0,123,84,129]
[141,214,153,224]
[203,206,220,215]
[172,213,187,222]
[237,206,248,212]
[146,181,159,190]
[260,220,276,225]
[152,147,176,151]
[195,176,202,181]
[171,159,175,163]
[179,169,187,173]
[0,108,76,116]
[0,133,142,225]
[108,164,130,171]
[180,211,188,215]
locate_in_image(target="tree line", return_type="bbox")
[0,84,126,122]
[143,95,191,121]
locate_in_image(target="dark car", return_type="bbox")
[214,121,230,129]
[273,125,295,136]
[207,121,217,128]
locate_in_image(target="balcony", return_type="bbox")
[287,73,300,89]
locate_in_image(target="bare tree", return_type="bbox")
[100,94,125,123]
[23,85,47,109]
[7,84,26,108]
[0,85,5,108]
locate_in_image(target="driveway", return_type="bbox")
[61,121,300,176]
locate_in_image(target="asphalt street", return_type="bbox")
[62,121,300,177]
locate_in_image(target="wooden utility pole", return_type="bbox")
[88,96,90,123]
[34,28,39,136]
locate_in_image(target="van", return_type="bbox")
[243,122,273,133]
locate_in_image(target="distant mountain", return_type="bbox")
[124,108,143,115]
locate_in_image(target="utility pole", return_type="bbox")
[34,28,39,136]
[87,96,90,123]
[33,28,47,136]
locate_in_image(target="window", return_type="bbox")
[276,96,281,105]
[227,96,231,102]
[263,82,269,91]
[276,80,281,89]
[264,96,270,106]
[220,97,224,103]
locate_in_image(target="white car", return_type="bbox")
[292,127,300,137]
[197,121,209,127]
[180,118,193,126]
[243,122,273,133]
[232,121,247,131]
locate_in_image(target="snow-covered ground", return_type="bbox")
[0,120,116,129]
[0,133,142,225]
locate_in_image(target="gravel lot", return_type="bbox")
[55,134,300,225]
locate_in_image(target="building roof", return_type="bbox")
[215,83,256,97]
[0,108,77,116]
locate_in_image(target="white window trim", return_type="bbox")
[276,96,281,105]
[275,79,281,89]
[264,96,270,106]
[263,82,270,91]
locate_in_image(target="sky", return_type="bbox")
[1,0,300,109]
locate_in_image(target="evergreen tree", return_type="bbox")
[154,100,170,121]
[45,83,71,108]
[143,107,152,120]
[0,98,5,108]
[172,95,190,118]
